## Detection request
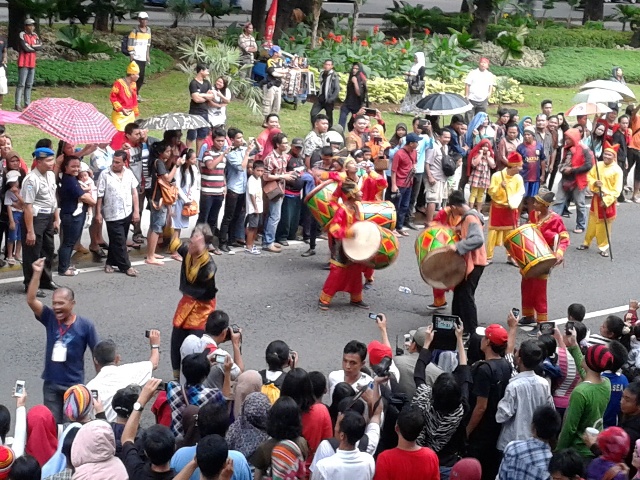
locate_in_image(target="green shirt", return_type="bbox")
[556,377,611,458]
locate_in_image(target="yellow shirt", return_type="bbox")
[587,161,622,208]
[488,170,524,209]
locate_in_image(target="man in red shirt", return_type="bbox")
[374,406,440,480]
[391,132,419,236]
[15,18,42,111]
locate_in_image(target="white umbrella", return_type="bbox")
[572,89,623,104]
[565,102,612,117]
[580,80,636,102]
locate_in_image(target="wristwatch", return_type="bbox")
[133,402,144,412]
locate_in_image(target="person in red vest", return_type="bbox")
[15,18,42,112]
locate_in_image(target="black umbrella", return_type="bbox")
[415,92,472,116]
[138,113,210,131]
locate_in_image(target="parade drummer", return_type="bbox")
[517,188,569,333]
[319,181,369,311]
[577,143,623,258]
[427,204,461,311]
[486,152,525,265]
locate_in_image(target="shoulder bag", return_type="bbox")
[152,159,178,208]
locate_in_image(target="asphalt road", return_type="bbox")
[0,199,638,413]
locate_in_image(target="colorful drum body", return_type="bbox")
[304,180,338,228]
[415,225,466,289]
[354,201,397,231]
[504,224,557,278]
[343,221,399,270]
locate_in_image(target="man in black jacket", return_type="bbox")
[311,59,341,128]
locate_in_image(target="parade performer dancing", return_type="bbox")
[427,205,461,310]
[319,181,369,311]
[486,152,525,265]
[518,188,569,332]
[110,62,140,132]
[577,143,623,258]
[169,224,218,380]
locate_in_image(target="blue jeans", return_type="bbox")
[15,67,35,108]
[198,194,224,235]
[58,212,86,274]
[394,186,412,230]
[263,195,283,246]
[552,185,587,230]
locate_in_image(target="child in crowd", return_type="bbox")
[468,139,495,212]
[75,164,97,225]
[626,300,638,327]
[589,315,629,350]
[625,325,640,376]
[245,160,264,255]
[3,171,23,265]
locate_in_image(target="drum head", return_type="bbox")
[343,222,381,262]
[420,247,466,290]
[522,257,557,279]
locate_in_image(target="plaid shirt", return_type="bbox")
[498,437,552,480]
[167,382,226,437]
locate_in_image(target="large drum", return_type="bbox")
[354,201,397,231]
[504,224,557,278]
[415,225,466,289]
[343,221,399,270]
[304,180,338,229]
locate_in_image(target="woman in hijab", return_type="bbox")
[518,116,533,138]
[400,52,426,114]
[233,370,263,420]
[338,62,368,129]
[586,426,630,480]
[41,423,81,478]
[466,112,491,147]
[226,392,271,461]
[71,420,127,480]
[25,405,58,467]
[389,123,407,148]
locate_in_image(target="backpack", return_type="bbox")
[440,146,457,177]
[121,34,130,56]
[260,370,285,405]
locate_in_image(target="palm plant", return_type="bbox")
[494,24,529,65]
[382,1,431,38]
[178,36,262,115]
[616,5,640,31]
[200,0,233,27]
[167,0,193,27]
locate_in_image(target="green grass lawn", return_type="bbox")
[8,70,640,160]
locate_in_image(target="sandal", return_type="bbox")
[104,265,115,274]
[125,268,139,277]
[573,228,584,234]
[59,269,78,277]
[576,245,589,251]
[90,248,108,259]
[599,251,610,257]
[132,234,145,244]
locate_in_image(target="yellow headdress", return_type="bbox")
[127,61,140,76]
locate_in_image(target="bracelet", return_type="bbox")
[151,345,160,349]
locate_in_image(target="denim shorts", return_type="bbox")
[8,211,22,241]
[149,204,168,234]
[245,213,261,229]
[186,113,211,141]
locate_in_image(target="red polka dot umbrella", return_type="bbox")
[19,97,117,144]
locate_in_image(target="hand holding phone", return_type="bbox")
[91,389,99,400]
[14,380,25,398]
[539,321,555,335]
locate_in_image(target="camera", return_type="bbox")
[156,381,167,391]
[224,324,241,342]
[566,321,575,335]
[14,380,25,398]
[373,356,392,378]
[289,350,298,366]
[214,354,226,364]
[539,322,555,335]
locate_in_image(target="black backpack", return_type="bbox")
[121,33,131,56]
[441,146,457,177]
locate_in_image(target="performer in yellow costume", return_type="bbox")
[110,62,140,131]
[486,151,525,264]
[577,143,623,257]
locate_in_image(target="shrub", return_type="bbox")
[4,50,174,87]
[56,25,113,57]
[524,28,631,51]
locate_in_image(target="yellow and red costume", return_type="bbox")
[582,155,623,253]
[431,206,461,307]
[486,152,525,260]
[319,202,365,307]
[522,206,570,322]
[110,62,140,132]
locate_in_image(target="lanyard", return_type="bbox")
[58,317,75,339]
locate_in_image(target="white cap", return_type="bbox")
[138,11,149,19]
[5,170,20,183]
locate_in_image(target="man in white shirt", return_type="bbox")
[328,340,374,401]
[86,330,160,422]
[312,411,375,480]
[464,57,496,120]
[424,129,453,224]
[179,310,244,388]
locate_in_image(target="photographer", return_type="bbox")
[328,341,374,400]
[369,314,400,383]
[259,340,297,390]
[180,311,243,389]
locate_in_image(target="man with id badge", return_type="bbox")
[20,147,60,298]
[27,258,99,424]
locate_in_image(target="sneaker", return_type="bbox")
[350,300,370,309]
[220,244,231,253]
[426,302,447,310]
[137,95,144,102]
[244,246,261,255]
[264,244,282,253]
[363,282,373,290]
[279,240,289,246]
[6,257,15,266]
[301,248,316,257]
[518,316,536,326]
[318,301,329,311]
[406,223,419,231]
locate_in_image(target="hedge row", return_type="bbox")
[4,50,175,87]
[490,47,640,87]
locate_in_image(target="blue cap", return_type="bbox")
[33,147,55,159]
[269,45,281,56]
[405,133,421,144]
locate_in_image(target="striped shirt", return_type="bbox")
[127,26,151,62]
[201,150,226,196]
[553,347,581,410]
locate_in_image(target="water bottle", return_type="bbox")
[398,286,412,294]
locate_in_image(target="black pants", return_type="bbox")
[310,101,334,127]
[452,265,484,333]
[134,60,146,93]
[43,381,71,425]
[21,213,55,288]
[170,326,205,375]
[106,215,132,272]
[276,195,302,242]
[307,216,320,250]
[58,212,85,275]
[467,442,502,480]
[219,190,244,246]
[198,194,224,238]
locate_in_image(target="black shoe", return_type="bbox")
[303,238,310,244]
[518,316,536,326]
[323,263,331,270]
[406,223,419,231]
[350,300,370,309]
[279,240,289,246]
[220,244,231,253]
[527,326,540,337]
[99,242,109,249]
[43,282,62,291]
[301,248,316,257]
[24,285,46,297]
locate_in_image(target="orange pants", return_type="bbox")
[320,263,365,305]
[521,277,548,322]
[433,288,447,306]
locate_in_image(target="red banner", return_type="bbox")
[264,0,278,42]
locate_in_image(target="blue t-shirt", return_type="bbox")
[38,305,98,386]
[59,174,86,215]
[171,446,251,480]
[603,371,629,428]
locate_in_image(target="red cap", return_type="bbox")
[450,458,482,480]
[367,340,392,365]
[484,324,508,346]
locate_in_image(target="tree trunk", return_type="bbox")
[461,0,470,13]
[630,27,640,47]
[93,11,109,31]
[351,0,362,42]
[582,0,604,22]
[252,0,268,36]
[8,0,26,50]
[311,0,322,49]
[470,0,492,39]
[274,0,310,42]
